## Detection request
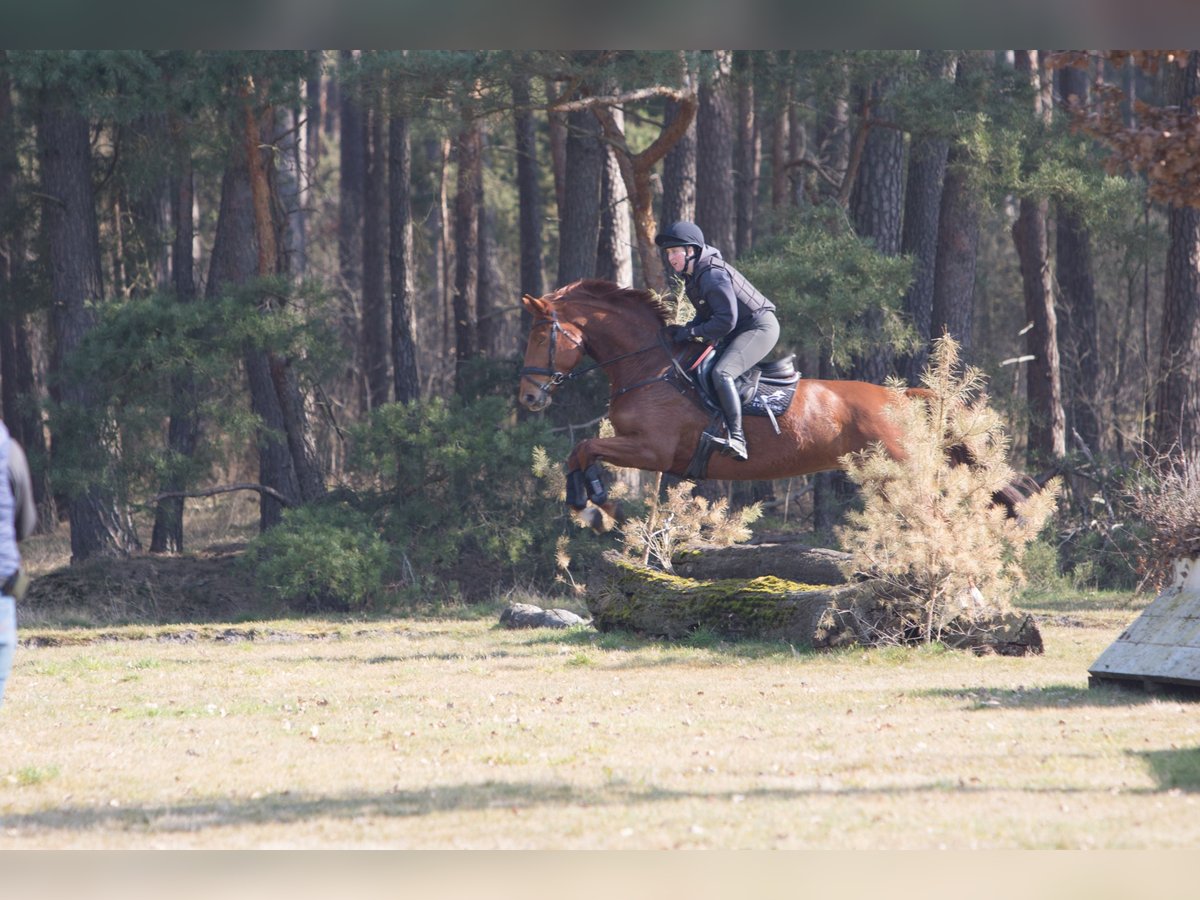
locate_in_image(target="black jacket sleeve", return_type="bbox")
[687,266,739,342]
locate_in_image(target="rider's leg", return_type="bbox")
[710,314,780,461]
[712,372,747,460]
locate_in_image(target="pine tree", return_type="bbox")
[836,335,1058,643]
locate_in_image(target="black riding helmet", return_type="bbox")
[654,221,705,271]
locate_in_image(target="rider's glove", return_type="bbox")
[666,324,694,343]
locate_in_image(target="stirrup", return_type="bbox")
[712,433,748,461]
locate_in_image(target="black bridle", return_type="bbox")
[518,310,673,403]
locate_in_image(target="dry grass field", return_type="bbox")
[4,496,1199,851]
[4,586,1199,848]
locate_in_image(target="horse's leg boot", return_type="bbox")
[712,373,748,461]
[583,461,607,505]
[566,468,588,510]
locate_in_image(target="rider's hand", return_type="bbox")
[666,324,694,343]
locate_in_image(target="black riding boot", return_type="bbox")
[713,373,748,461]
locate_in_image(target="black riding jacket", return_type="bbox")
[681,246,776,344]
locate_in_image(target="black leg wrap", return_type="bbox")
[583,461,607,505]
[566,468,588,510]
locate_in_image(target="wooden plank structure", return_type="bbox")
[1089,557,1200,694]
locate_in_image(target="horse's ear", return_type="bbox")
[523,294,548,316]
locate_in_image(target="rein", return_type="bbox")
[519,311,672,401]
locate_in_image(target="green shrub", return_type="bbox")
[242,503,391,612]
[347,395,612,601]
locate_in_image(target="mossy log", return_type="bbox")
[671,542,849,585]
[588,551,1042,655]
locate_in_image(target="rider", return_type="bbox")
[654,221,779,461]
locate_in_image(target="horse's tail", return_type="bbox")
[946,442,1056,519]
[990,470,1057,519]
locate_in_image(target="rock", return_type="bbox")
[499,603,588,629]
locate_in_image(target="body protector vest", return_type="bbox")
[682,246,776,344]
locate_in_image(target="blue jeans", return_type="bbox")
[0,594,14,706]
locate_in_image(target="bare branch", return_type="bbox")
[550,86,690,113]
[151,483,296,508]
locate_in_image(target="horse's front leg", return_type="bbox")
[565,434,675,512]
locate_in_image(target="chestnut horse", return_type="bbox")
[518,279,959,520]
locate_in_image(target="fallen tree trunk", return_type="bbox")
[672,542,849,585]
[588,551,1042,655]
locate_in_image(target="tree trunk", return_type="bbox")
[1054,63,1100,455]
[452,109,482,385]
[849,78,905,385]
[337,50,366,413]
[361,91,389,409]
[276,104,306,278]
[1013,52,1066,466]
[547,104,567,231]
[1055,208,1102,456]
[734,51,759,258]
[1156,209,1200,463]
[212,148,297,529]
[661,95,697,230]
[816,55,851,206]
[1013,194,1067,465]
[769,65,791,212]
[124,113,171,295]
[513,74,543,340]
[1153,52,1200,468]
[556,106,603,284]
[477,121,507,360]
[696,50,735,255]
[931,54,986,360]
[898,51,955,385]
[241,99,324,507]
[671,541,849,585]
[418,135,451,398]
[38,90,139,561]
[589,550,1042,654]
[0,57,50,521]
[596,105,633,286]
[305,52,323,175]
[150,126,198,553]
[388,96,420,404]
[567,70,697,295]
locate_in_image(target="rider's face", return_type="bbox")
[666,246,689,273]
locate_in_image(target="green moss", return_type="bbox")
[602,556,835,637]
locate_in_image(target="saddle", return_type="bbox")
[671,342,801,481]
[680,343,800,430]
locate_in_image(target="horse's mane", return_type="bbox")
[549,279,672,326]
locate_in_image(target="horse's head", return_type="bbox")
[518,294,588,412]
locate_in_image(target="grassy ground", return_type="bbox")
[3,576,1198,848]
[5,496,1198,849]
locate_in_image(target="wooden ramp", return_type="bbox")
[1089,556,1200,694]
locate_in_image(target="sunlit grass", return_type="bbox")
[2,604,1198,849]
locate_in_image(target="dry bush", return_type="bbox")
[1127,451,1200,576]
[620,482,760,572]
[836,335,1059,643]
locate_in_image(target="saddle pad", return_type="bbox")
[745,380,798,418]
